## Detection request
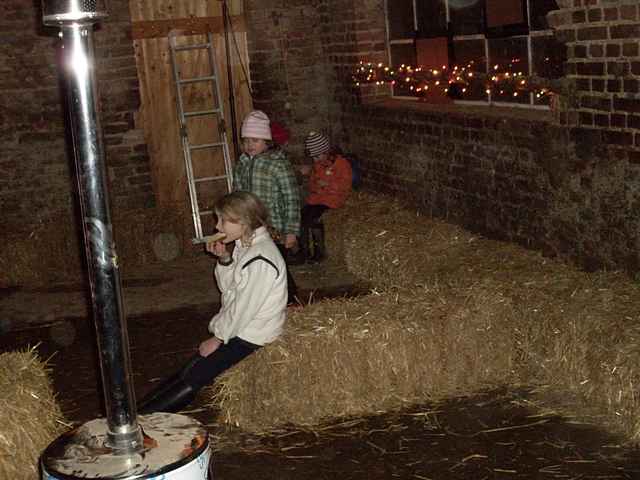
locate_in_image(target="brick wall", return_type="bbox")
[244,0,335,161]
[245,0,640,273]
[243,0,387,156]
[0,0,154,228]
[3,0,638,274]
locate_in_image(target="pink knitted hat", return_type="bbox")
[241,110,272,140]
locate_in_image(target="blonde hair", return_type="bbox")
[214,191,269,240]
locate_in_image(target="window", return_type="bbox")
[385,0,565,107]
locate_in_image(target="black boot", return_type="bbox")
[138,378,197,414]
[308,224,326,263]
[138,355,200,414]
[298,226,311,263]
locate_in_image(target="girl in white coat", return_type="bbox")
[139,191,287,414]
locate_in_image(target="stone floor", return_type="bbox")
[0,254,364,333]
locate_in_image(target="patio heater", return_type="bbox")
[39,1,211,479]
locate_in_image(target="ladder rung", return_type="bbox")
[195,175,229,183]
[178,75,217,85]
[190,142,225,151]
[199,210,213,216]
[173,43,210,52]
[184,109,221,118]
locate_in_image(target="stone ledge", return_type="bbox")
[360,97,554,124]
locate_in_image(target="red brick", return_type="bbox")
[580,95,611,111]
[629,150,640,164]
[574,76,589,88]
[611,114,626,128]
[587,8,602,22]
[589,44,604,57]
[607,79,621,93]
[628,115,640,129]
[576,61,605,76]
[606,43,620,57]
[572,45,587,58]
[577,26,608,41]
[556,29,577,43]
[624,79,640,94]
[614,97,640,113]
[579,111,594,126]
[620,5,638,21]
[572,10,587,23]
[603,130,633,146]
[594,114,610,127]
[603,7,618,22]
[622,43,639,57]
[592,79,605,92]
[559,111,569,125]
[607,61,629,76]
[610,24,640,40]
[574,44,588,58]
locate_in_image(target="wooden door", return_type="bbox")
[129,0,252,216]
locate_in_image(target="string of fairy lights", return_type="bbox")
[353,60,557,101]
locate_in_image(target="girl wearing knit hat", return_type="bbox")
[300,132,352,263]
[234,110,301,304]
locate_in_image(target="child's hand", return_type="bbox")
[199,336,222,357]
[299,165,312,176]
[284,234,297,249]
[206,241,229,259]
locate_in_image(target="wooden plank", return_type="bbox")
[132,15,246,39]
[129,0,252,220]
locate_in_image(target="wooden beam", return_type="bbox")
[131,15,246,40]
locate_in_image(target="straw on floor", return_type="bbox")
[0,348,66,480]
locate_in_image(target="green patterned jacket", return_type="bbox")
[233,147,301,236]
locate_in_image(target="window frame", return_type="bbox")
[384,0,558,109]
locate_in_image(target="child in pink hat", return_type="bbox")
[233,110,301,303]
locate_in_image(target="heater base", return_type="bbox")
[41,412,210,480]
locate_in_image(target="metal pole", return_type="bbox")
[42,0,142,453]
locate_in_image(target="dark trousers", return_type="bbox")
[277,243,299,303]
[302,204,329,227]
[185,337,261,390]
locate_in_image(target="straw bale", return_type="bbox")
[0,218,81,288]
[212,191,640,441]
[0,349,66,480]
[511,271,640,438]
[0,203,194,289]
[323,191,484,289]
[212,284,520,432]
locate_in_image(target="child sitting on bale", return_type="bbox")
[138,191,287,414]
[300,132,352,263]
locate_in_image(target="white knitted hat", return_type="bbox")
[305,131,330,157]
[241,110,272,140]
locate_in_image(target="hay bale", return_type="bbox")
[0,349,66,480]
[0,218,82,288]
[212,284,520,432]
[323,192,479,289]
[213,246,640,438]
[213,191,640,441]
[0,203,194,289]
[512,270,640,439]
